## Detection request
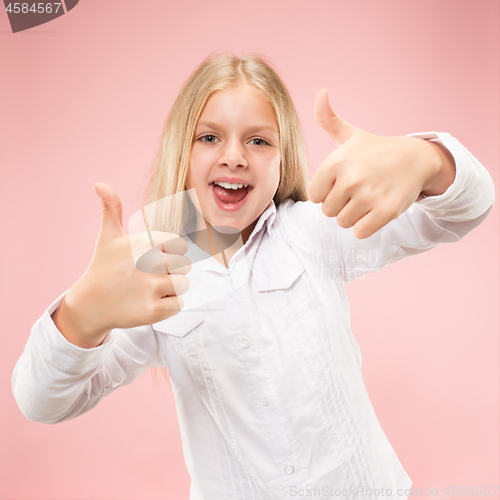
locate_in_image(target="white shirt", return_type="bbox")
[12,132,495,500]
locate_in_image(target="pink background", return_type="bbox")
[1,1,498,499]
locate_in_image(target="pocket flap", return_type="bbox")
[153,310,206,337]
[252,247,305,292]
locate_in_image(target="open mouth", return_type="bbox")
[210,181,252,205]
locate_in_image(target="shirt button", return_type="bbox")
[224,274,231,281]
[284,464,294,475]
[240,337,251,349]
[259,395,269,406]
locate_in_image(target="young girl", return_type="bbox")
[12,53,495,500]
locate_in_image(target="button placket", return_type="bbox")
[258,395,269,406]
[240,337,251,349]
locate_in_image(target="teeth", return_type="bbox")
[213,181,249,189]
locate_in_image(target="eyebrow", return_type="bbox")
[196,121,279,135]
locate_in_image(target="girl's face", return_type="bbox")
[186,85,281,244]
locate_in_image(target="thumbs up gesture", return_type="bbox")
[308,90,456,239]
[51,183,191,349]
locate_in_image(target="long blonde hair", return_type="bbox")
[141,51,310,383]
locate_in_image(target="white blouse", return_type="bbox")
[12,132,495,500]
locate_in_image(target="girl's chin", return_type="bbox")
[205,217,248,235]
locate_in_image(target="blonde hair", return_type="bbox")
[141,51,310,383]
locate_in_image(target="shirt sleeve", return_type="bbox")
[11,290,164,424]
[281,131,495,283]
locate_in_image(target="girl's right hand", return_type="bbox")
[51,182,191,349]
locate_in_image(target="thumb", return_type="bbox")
[94,182,126,239]
[314,89,356,146]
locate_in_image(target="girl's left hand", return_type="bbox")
[308,89,456,239]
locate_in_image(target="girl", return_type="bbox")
[12,52,495,500]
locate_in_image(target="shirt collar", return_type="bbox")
[244,198,277,246]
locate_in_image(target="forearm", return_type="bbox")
[12,291,113,423]
[12,291,162,423]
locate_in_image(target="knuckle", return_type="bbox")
[324,160,337,178]
[354,226,370,240]
[151,230,176,241]
[168,254,192,274]
[102,202,122,214]
[142,299,160,320]
[336,214,351,228]
[307,186,317,202]
[129,233,155,259]
[342,173,362,192]
[379,205,397,221]
[170,274,190,295]
[321,203,337,218]
[143,278,157,292]
[179,257,193,274]
[148,277,166,299]
[162,297,183,319]
[359,187,375,204]
[316,115,330,128]
[375,204,389,218]
[156,232,188,254]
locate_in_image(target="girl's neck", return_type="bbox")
[191,219,257,268]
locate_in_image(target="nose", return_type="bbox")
[218,138,248,169]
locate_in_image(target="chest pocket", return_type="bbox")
[252,241,305,292]
[153,310,206,337]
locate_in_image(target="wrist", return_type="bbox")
[419,139,456,197]
[52,284,111,349]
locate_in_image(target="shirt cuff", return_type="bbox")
[31,289,116,374]
[406,131,495,222]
